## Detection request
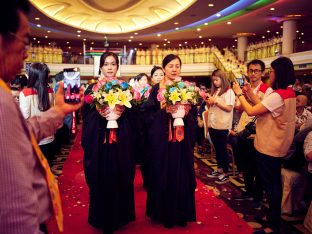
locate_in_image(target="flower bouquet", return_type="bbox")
[132,84,151,106]
[157,80,199,142]
[85,78,133,143]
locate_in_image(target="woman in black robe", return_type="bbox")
[144,54,197,228]
[81,52,135,234]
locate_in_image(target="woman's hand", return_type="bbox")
[206,96,217,106]
[96,106,110,118]
[96,105,125,118]
[232,81,243,96]
[166,105,178,114]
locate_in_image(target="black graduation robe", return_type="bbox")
[144,83,197,226]
[81,84,136,233]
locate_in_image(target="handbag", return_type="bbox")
[236,116,257,139]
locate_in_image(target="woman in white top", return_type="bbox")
[19,62,55,165]
[206,69,235,184]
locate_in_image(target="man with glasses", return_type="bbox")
[0,1,84,233]
[233,60,273,208]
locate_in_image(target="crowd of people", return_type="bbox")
[1,1,312,234]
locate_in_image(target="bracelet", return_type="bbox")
[237,93,244,98]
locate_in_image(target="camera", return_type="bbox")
[236,121,256,139]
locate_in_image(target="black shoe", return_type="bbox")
[233,192,254,201]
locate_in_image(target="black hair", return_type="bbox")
[151,65,163,77]
[270,57,295,90]
[0,0,30,39]
[54,71,64,82]
[11,75,21,86]
[98,52,119,75]
[162,54,182,68]
[135,73,151,85]
[27,63,51,111]
[247,59,265,71]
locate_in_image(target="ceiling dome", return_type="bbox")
[30,0,196,34]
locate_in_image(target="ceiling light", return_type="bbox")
[276,32,279,34]
[197,28,201,31]
[83,38,87,41]
[139,43,142,45]
[37,41,40,43]
[296,30,299,33]
[164,39,167,41]
[280,26,283,28]
[174,22,179,25]
[128,39,132,42]
[204,22,208,26]
[179,44,182,46]
[201,42,204,44]
[270,7,275,11]
[232,45,235,47]
[216,13,221,17]
[234,39,237,42]
[301,32,304,35]
[184,41,187,44]
[33,38,36,40]
[77,34,81,37]
[208,38,212,41]
[156,45,159,48]
[199,35,202,38]
[164,44,167,46]
[47,30,51,33]
[157,34,161,37]
[48,43,51,45]
[175,27,179,30]
[299,37,301,39]
[302,41,305,43]
[134,32,138,35]
[208,4,214,7]
[36,24,41,27]
[77,30,81,33]
[35,17,40,20]
[168,41,171,44]
[44,35,48,38]
[66,41,69,44]
[130,36,134,39]
[267,30,270,33]
[227,21,232,25]
[68,46,71,49]
[262,36,265,38]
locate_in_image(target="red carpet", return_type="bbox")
[48,131,253,234]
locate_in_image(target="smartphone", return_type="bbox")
[236,78,244,88]
[63,68,80,103]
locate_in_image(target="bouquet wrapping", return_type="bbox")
[85,78,133,143]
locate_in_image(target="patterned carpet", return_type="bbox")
[51,132,308,234]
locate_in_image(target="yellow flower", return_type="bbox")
[104,89,119,108]
[169,90,181,104]
[118,90,132,108]
[180,89,193,102]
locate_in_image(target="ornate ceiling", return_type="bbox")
[30,0,196,34]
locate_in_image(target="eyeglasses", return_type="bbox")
[9,32,30,51]
[247,69,262,74]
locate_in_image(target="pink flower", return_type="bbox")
[195,86,200,92]
[133,90,141,101]
[92,84,100,92]
[157,88,165,102]
[184,81,191,87]
[199,90,207,100]
[144,90,150,98]
[84,94,93,104]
